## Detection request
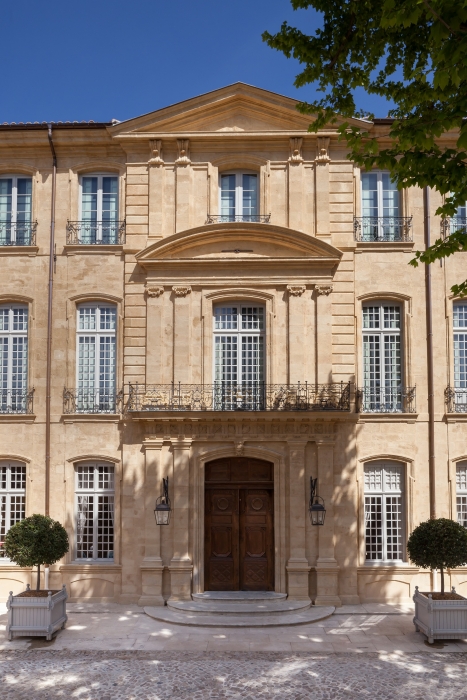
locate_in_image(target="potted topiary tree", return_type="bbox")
[4,514,69,640]
[407,518,467,643]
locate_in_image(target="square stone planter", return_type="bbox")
[413,585,467,643]
[6,584,68,641]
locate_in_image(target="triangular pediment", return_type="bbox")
[110,83,368,136]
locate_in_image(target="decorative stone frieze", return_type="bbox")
[148,139,163,165]
[287,285,306,297]
[145,285,164,298]
[316,137,331,162]
[289,137,303,162]
[172,286,191,297]
[176,139,190,164]
[315,284,333,295]
[141,418,337,439]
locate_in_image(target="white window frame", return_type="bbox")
[362,302,403,412]
[456,461,467,528]
[218,170,259,221]
[0,461,26,560]
[364,461,405,563]
[453,302,467,410]
[361,170,400,217]
[0,175,33,244]
[79,173,119,243]
[75,463,115,561]
[76,303,117,412]
[0,304,28,412]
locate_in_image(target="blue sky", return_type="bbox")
[2,0,393,123]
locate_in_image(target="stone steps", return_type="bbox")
[192,591,287,602]
[168,599,310,615]
[144,605,335,627]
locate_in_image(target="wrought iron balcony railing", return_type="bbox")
[205,214,271,224]
[66,220,126,245]
[0,388,34,414]
[127,382,351,412]
[441,217,467,236]
[0,221,37,246]
[354,216,413,242]
[445,387,467,413]
[63,388,123,414]
[356,386,416,413]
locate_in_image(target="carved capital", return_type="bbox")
[146,285,164,298]
[315,284,333,296]
[316,137,330,162]
[176,139,190,164]
[287,285,306,297]
[149,139,163,165]
[289,137,303,162]
[172,285,191,297]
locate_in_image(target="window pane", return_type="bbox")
[220,175,236,220]
[98,465,114,490]
[77,465,94,490]
[214,307,238,330]
[0,467,6,490]
[10,465,26,490]
[241,307,263,330]
[12,307,28,332]
[78,337,96,393]
[242,174,258,219]
[385,496,402,560]
[363,307,380,329]
[81,177,98,226]
[456,463,467,492]
[16,178,32,225]
[76,495,94,559]
[454,333,467,388]
[102,177,118,238]
[361,173,378,217]
[454,305,467,329]
[0,179,12,224]
[99,307,116,331]
[0,308,9,332]
[365,495,382,560]
[97,495,114,559]
[241,335,264,383]
[457,496,467,528]
[383,306,400,330]
[382,173,399,217]
[78,307,96,331]
[364,465,383,492]
[214,336,237,383]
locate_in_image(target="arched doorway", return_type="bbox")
[204,457,274,591]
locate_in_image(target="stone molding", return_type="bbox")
[176,139,190,164]
[289,137,303,162]
[315,284,333,296]
[141,418,337,439]
[172,285,191,297]
[287,284,306,297]
[145,285,164,298]
[316,137,331,162]
[148,139,163,165]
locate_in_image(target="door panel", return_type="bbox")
[205,489,239,590]
[240,489,274,591]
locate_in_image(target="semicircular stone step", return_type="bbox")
[168,599,311,615]
[144,605,335,628]
[192,591,287,603]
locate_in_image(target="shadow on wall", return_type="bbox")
[69,577,115,601]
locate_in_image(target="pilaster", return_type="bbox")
[169,439,193,600]
[315,285,333,384]
[314,439,341,606]
[286,439,311,601]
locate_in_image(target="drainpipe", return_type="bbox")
[45,125,57,518]
[424,186,436,520]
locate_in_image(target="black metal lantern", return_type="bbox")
[309,477,326,526]
[154,477,171,525]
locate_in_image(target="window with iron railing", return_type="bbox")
[364,461,405,563]
[0,176,36,245]
[69,174,123,244]
[356,171,411,241]
[217,172,259,223]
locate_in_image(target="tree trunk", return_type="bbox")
[36,563,41,591]
[440,566,444,595]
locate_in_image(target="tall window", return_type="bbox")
[453,303,467,410]
[0,462,26,558]
[456,462,467,528]
[361,171,400,240]
[451,201,467,234]
[0,305,28,413]
[364,461,404,562]
[219,172,258,222]
[80,174,118,243]
[362,302,402,412]
[0,176,33,244]
[213,304,264,408]
[76,304,116,412]
[75,463,114,561]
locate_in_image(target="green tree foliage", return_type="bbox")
[263,0,467,295]
[407,518,467,594]
[4,514,69,591]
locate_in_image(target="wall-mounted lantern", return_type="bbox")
[309,477,326,526]
[154,477,171,525]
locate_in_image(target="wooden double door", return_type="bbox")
[204,457,274,591]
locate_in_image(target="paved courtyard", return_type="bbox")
[1,603,467,698]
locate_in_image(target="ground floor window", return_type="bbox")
[75,463,114,561]
[456,461,467,527]
[364,460,404,562]
[0,461,26,558]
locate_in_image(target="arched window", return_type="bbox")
[362,302,402,412]
[76,303,116,412]
[219,171,258,222]
[456,461,467,527]
[0,304,29,413]
[213,303,264,409]
[364,460,405,562]
[75,462,114,561]
[0,461,26,558]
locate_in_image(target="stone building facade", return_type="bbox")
[0,83,465,605]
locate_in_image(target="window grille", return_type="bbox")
[0,462,26,558]
[364,461,404,562]
[0,176,33,244]
[80,175,119,243]
[0,305,28,413]
[76,304,116,412]
[456,462,467,528]
[75,463,114,561]
[362,303,402,412]
[219,172,258,222]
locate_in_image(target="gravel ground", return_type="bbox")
[1,650,467,700]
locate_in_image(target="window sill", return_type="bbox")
[61,413,121,423]
[445,413,467,423]
[64,244,124,256]
[357,412,418,423]
[61,563,121,573]
[0,413,35,423]
[358,563,419,574]
[355,241,414,252]
[0,246,39,256]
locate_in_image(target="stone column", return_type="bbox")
[315,285,333,384]
[138,438,164,606]
[168,438,193,600]
[286,439,311,600]
[314,439,341,606]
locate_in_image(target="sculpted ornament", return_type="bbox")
[287,285,306,297]
[316,137,331,162]
[146,285,164,298]
[172,286,191,297]
[176,139,190,164]
[289,137,303,162]
[149,139,163,165]
[315,284,333,296]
